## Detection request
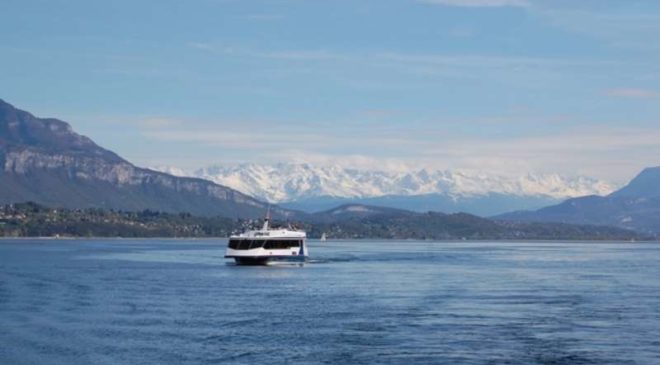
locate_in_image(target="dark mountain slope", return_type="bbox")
[609,167,660,198]
[303,204,643,240]
[497,168,660,234]
[0,99,293,218]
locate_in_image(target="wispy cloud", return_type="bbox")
[183,41,623,87]
[187,42,215,52]
[134,111,660,183]
[258,49,349,62]
[534,7,660,52]
[415,126,660,182]
[139,117,182,128]
[417,0,530,8]
[605,88,660,99]
[239,14,283,21]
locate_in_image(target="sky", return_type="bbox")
[1,0,660,184]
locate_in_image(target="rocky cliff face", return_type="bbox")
[0,99,291,218]
[0,99,121,160]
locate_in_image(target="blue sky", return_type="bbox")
[2,0,660,183]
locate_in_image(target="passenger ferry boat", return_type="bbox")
[224,214,307,265]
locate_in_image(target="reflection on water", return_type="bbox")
[1,239,659,364]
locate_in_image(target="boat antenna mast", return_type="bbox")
[262,205,271,231]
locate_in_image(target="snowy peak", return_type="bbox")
[153,163,616,203]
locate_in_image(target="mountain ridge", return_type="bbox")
[301,203,645,241]
[153,163,615,216]
[609,167,660,199]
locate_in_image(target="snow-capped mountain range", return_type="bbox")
[151,163,616,215]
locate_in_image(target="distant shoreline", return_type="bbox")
[2,202,651,242]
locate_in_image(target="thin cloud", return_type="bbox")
[605,88,660,99]
[188,42,215,51]
[418,0,530,8]
[418,126,660,182]
[257,49,350,62]
[136,112,660,184]
[534,7,660,52]
[239,14,283,21]
[140,118,182,128]
[180,41,624,86]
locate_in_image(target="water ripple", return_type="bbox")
[1,239,659,364]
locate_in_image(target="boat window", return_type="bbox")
[263,240,301,249]
[237,240,251,250]
[263,240,277,249]
[229,239,301,250]
[228,239,240,249]
[249,240,265,249]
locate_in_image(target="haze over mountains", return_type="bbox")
[154,163,615,216]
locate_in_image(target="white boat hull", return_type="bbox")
[225,239,308,265]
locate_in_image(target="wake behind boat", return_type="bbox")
[224,215,308,265]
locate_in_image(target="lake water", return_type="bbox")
[1,239,659,364]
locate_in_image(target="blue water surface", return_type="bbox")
[1,239,659,364]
